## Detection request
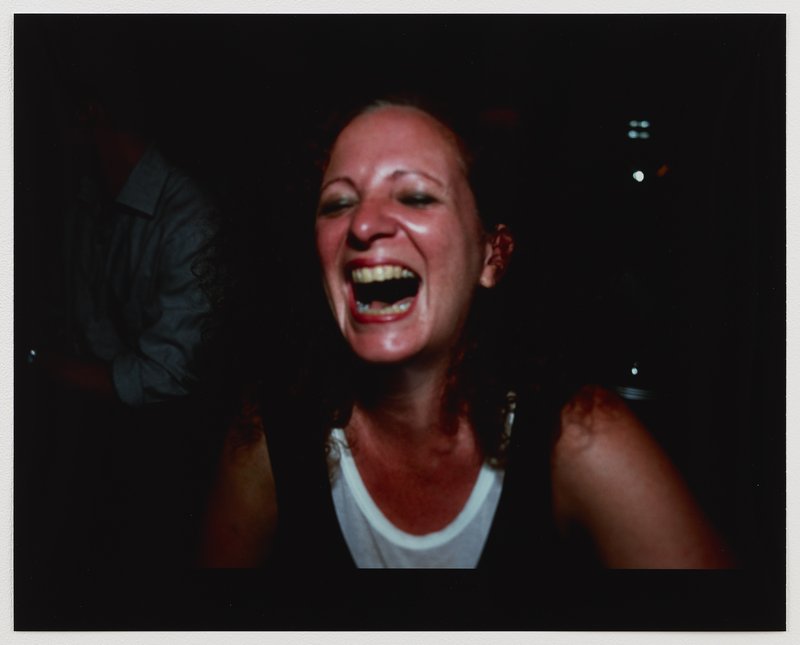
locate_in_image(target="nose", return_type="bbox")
[347,198,398,249]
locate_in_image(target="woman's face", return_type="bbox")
[315,106,498,368]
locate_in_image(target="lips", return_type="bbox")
[345,260,421,322]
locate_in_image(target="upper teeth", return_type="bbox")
[351,265,416,284]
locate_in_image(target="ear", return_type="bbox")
[479,224,515,288]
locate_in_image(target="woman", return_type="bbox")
[199,101,731,569]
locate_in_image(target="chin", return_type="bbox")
[345,332,426,366]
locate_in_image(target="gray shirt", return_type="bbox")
[65,146,216,406]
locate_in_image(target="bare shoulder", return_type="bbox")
[554,384,645,458]
[551,385,732,568]
[551,385,662,530]
[552,385,665,481]
[221,391,271,464]
[198,389,277,567]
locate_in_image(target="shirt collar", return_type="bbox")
[115,145,171,218]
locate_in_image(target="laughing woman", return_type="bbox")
[199,101,732,570]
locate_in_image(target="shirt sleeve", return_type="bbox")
[111,178,217,407]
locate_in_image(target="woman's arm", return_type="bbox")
[551,385,733,568]
[198,395,278,567]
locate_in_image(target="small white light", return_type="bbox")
[631,366,639,376]
[627,130,639,139]
[632,170,645,182]
[639,131,650,139]
[640,120,650,128]
[629,120,639,127]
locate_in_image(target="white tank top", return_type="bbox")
[327,427,505,568]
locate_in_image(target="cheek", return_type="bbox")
[315,222,344,277]
[439,222,486,280]
[314,224,330,261]
[314,227,344,315]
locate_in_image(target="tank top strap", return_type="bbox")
[259,383,355,572]
[478,385,566,570]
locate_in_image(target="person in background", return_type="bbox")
[34,98,216,407]
[26,48,218,567]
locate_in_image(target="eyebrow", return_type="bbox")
[391,169,444,187]
[320,176,357,192]
[320,169,445,193]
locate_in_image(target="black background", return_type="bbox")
[14,14,785,630]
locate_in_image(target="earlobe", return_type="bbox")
[480,224,514,288]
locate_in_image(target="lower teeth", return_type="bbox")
[357,301,412,315]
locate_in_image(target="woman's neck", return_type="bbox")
[343,355,484,532]
[348,358,464,449]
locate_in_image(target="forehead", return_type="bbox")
[326,106,466,175]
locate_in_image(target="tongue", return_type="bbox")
[363,295,414,310]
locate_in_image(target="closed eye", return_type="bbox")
[318,197,357,216]
[398,193,438,208]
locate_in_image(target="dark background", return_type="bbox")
[14,14,785,630]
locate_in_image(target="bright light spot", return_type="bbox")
[631,366,639,376]
[629,120,639,127]
[632,170,645,182]
[639,131,650,139]
[627,130,639,139]
[640,120,650,128]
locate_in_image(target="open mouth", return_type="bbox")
[349,264,421,317]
